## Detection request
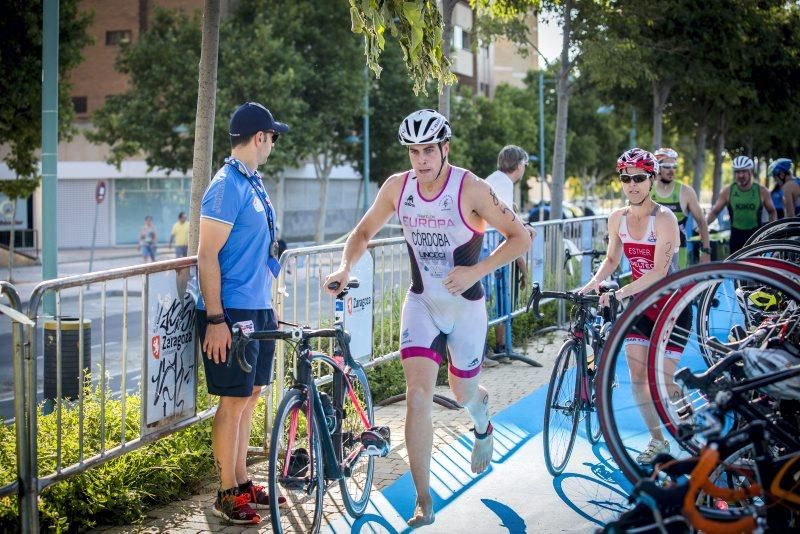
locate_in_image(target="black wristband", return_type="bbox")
[207,313,226,325]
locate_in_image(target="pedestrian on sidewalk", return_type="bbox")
[169,211,189,258]
[324,109,531,528]
[138,215,157,262]
[197,102,288,525]
[483,145,530,366]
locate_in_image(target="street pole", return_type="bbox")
[362,66,370,215]
[538,71,546,221]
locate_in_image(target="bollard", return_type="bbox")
[44,317,91,405]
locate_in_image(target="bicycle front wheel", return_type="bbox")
[338,364,375,517]
[268,387,325,534]
[544,339,581,476]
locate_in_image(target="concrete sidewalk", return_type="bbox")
[91,335,561,534]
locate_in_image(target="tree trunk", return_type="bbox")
[187,0,221,256]
[7,200,16,282]
[438,0,458,118]
[651,80,672,150]
[550,0,573,221]
[711,113,727,204]
[692,120,708,194]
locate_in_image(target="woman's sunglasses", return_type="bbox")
[618,173,650,184]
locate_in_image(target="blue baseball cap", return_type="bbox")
[229,102,289,137]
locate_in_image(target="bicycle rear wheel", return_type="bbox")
[338,364,375,517]
[268,387,325,533]
[544,339,581,476]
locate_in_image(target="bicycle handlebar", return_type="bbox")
[526,282,618,321]
[563,248,606,268]
[327,277,360,300]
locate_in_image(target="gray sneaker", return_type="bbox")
[636,438,670,464]
[482,356,500,368]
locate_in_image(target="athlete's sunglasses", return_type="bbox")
[618,173,650,184]
[660,163,677,170]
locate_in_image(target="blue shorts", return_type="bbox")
[140,244,156,260]
[198,308,276,397]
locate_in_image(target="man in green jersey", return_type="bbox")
[651,148,711,266]
[706,155,776,253]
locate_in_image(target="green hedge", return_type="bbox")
[0,381,217,532]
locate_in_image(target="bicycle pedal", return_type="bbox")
[360,426,391,457]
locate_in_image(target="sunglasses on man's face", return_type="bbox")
[660,164,677,170]
[618,173,650,184]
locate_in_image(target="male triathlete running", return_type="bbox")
[324,109,531,527]
[706,155,777,253]
[580,148,692,464]
[650,148,711,265]
[769,158,800,218]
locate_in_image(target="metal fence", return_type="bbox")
[0,214,611,530]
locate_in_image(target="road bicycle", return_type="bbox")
[528,281,618,476]
[230,279,390,533]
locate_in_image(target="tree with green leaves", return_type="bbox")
[90,0,364,244]
[0,0,91,279]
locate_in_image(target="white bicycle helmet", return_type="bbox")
[732,155,754,171]
[742,347,800,400]
[654,148,678,161]
[398,109,452,145]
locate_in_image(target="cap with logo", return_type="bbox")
[229,102,289,137]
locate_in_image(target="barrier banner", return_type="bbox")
[344,254,374,362]
[143,268,197,429]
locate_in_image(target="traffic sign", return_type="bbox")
[95,180,107,204]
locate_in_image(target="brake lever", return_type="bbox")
[527,283,544,318]
[228,325,253,373]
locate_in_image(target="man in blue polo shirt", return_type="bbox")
[197,102,288,525]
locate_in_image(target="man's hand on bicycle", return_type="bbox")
[203,321,231,364]
[323,268,350,296]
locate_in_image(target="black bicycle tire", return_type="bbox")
[586,338,604,445]
[596,262,800,487]
[339,364,375,517]
[742,217,800,246]
[543,339,581,476]
[269,388,325,533]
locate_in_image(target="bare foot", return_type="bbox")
[471,421,494,474]
[407,499,435,528]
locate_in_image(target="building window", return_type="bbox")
[106,30,132,46]
[451,26,472,50]
[72,96,88,114]
[452,26,463,50]
[461,30,471,50]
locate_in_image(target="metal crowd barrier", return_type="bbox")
[1,214,611,529]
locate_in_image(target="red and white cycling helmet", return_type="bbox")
[616,148,659,175]
[654,148,678,161]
